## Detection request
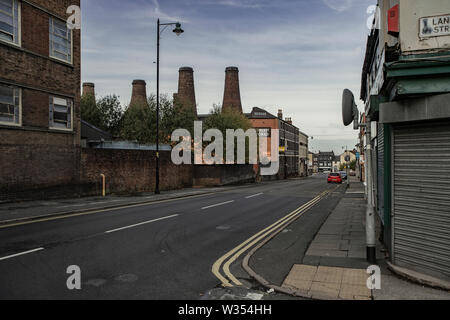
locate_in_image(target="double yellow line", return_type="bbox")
[212,189,333,287]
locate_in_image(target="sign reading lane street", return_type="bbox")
[420,14,450,38]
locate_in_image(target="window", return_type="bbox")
[0,84,21,125]
[49,17,72,63]
[49,96,72,130]
[0,0,20,45]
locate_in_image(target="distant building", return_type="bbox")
[317,151,334,172]
[248,107,300,179]
[308,152,318,175]
[298,131,309,177]
[339,150,356,165]
[332,156,341,173]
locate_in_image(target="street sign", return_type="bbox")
[420,14,450,38]
[356,152,360,160]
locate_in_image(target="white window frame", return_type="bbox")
[49,16,73,64]
[0,0,21,47]
[0,84,22,127]
[49,96,73,131]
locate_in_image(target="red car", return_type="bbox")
[328,173,343,184]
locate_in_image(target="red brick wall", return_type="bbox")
[193,165,256,187]
[80,149,193,196]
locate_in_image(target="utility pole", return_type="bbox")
[155,19,160,195]
[155,19,184,195]
[365,118,376,264]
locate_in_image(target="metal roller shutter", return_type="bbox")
[378,124,385,224]
[393,121,450,280]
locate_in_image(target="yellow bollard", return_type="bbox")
[100,174,106,197]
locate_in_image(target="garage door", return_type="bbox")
[393,120,450,280]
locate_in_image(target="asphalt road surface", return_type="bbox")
[0,175,343,299]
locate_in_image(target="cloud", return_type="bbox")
[81,0,372,153]
[322,0,354,12]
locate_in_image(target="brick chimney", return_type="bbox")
[130,80,148,107]
[286,117,292,125]
[82,82,95,97]
[278,109,283,120]
[177,67,197,115]
[222,66,242,113]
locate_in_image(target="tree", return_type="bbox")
[203,105,253,163]
[120,100,156,144]
[119,94,197,144]
[162,97,197,143]
[81,93,124,136]
[350,159,357,171]
[80,94,102,128]
[96,94,124,136]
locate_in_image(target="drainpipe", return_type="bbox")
[365,118,376,264]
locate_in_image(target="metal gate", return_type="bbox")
[392,121,450,280]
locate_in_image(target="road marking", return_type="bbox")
[201,200,235,210]
[212,188,335,287]
[0,248,44,261]
[245,193,264,199]
[223,194,325,286]
[105,214,179,234]
[0,193,218,230]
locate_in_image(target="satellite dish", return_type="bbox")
[342,89,359,129]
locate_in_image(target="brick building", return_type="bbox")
[248,107,300,179]
[0,0,81,200]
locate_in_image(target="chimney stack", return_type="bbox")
[82,82,95,97]
[286,117,292,125]
[177,67,196,109]
[130,80,148,107]
[278,109,283,120]
[222,66,243,113]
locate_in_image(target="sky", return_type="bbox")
[81,0,376,155]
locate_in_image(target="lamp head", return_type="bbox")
[173,23,184,36]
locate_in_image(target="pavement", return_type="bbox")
[247,176,450,300]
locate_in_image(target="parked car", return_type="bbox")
[339,171,348,180]
[328,173,343,184]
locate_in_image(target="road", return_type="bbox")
[0,175,344,299]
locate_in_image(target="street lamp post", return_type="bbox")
[155,19,184,194]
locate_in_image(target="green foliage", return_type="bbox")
[120,100,156,144]
[162,97,197,142]
[350,159,357,171]
[340,160,357,171]
[204,104,252,133]
[81,94,124,136]
[119,94,197,144]
[203,105,253,163]
[96,95,124,136]
[80,94,102,128]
